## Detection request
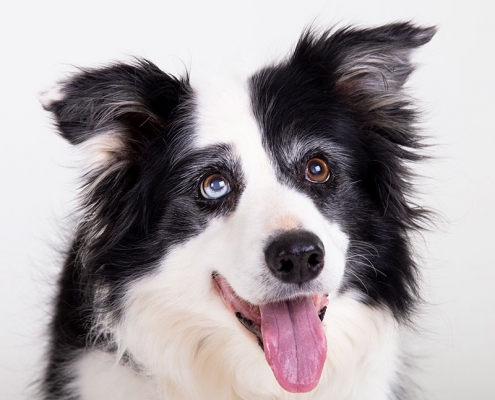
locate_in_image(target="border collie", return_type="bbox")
[41,22,435,400]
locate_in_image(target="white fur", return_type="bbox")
[40,84,66,109]
[78,133,126,174]
[73,351,159,400]
[75,75,402,399]
[76,294,400,400]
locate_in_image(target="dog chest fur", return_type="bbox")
[74,294,400,400]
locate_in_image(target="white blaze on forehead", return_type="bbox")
[192,74,274,182]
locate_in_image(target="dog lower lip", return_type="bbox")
[235,312,264,350]
[318,306,327,321]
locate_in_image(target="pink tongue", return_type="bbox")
[260,297,327,393]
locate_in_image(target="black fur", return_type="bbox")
[41,23,435,399]
[250,22,435,321]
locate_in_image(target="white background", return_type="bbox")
[1,1,494,399]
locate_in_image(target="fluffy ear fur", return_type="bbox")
[292,22,436,230]
[42,60,190,169]
[293,23,436,103]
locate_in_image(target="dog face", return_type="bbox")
[43,23,435,397]
[191,75,350,305]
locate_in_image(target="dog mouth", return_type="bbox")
[212,273,328,393]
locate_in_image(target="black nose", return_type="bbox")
[264,230,325,285]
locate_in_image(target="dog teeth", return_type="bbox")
[252,305,260,314]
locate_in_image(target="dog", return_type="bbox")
[40,22,435,400]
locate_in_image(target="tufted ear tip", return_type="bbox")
[395,22,437,46]
[40,83,67,112]
[415,25,437,44]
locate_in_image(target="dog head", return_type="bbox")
[43,22,435,395]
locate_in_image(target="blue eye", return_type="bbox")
[201,174,231,199]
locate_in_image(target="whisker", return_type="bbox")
[348,271,369,294]
[346,254,387,277]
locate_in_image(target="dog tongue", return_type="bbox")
[259,297,327,393]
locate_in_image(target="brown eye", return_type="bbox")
[305,158,330,183]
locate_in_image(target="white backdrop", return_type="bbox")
[1,1,494,399]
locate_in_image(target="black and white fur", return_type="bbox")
[41,23,435,400]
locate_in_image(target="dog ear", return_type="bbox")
[293,22,436,109]
[293,23,436,230]
[42,61,191,262]
[42,60,189,171]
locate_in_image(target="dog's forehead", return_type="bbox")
[192,74,273,176]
